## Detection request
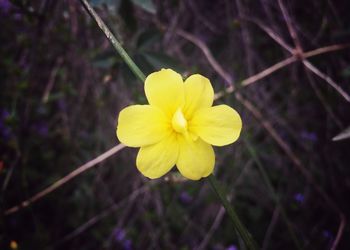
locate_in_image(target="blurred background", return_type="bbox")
[1,0,350,249]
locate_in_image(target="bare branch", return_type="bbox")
[5,143,126,215]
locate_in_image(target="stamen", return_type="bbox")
[172,108,188,134]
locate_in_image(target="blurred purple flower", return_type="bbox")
[322,230,333,239]
[33,122,49,137]
[113,228,132,250]
[0,109,12,140]
[58,99,67,111]
[179,191,193,204]
[79,131,89,140]
[0,123,12,139]
[0,0,12,13]
[13,13,22,20]
[300,131,318,142]
[294,193,304,203]
[114,228,126,241]
[1,110,10,119]
[123,239,132,250]
[226,244,238,250]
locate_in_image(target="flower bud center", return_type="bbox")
[172,108,188,134]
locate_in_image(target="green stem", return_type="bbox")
[80,0,146,82]
[243,138,302,250]
[208,174,258,250]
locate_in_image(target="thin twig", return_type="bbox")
[241,56,296,86]
[241,43,350,92]
[278,0,303,54]
[181,36,349,99]
[262,206,280,250]
[242,43,350,88]
[245,16,350,103]
[241,16,291,51]
[305,69,343,128]
[196,206,225,250]
[5,144,125,215]
[176,29,233,87]
[303,61,350,103]
[42,57,63,103]
[304,43,350,57]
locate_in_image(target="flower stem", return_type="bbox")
[80,0,146,82]
[208,174,258,250]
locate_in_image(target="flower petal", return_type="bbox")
[190,105,242,146]
[183,74,214,119]
[136,133,179,179]
[116,105,169,147]
[144,69,184,117]
[176,137,215,180]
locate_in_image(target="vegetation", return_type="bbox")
[1,0,350,249]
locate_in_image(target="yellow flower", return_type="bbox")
[116,69,242,180]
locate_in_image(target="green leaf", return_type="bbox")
[142,52,184,72]
[92,57,116,69]
[130,0,156,14]
[341,66,350,78]
[92,49,117,69]
[90,0,122,10]
[119,0,137,31]
[332,126,350,141]
[136,30,161,50]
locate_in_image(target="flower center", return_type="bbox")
[172,108,188,134]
